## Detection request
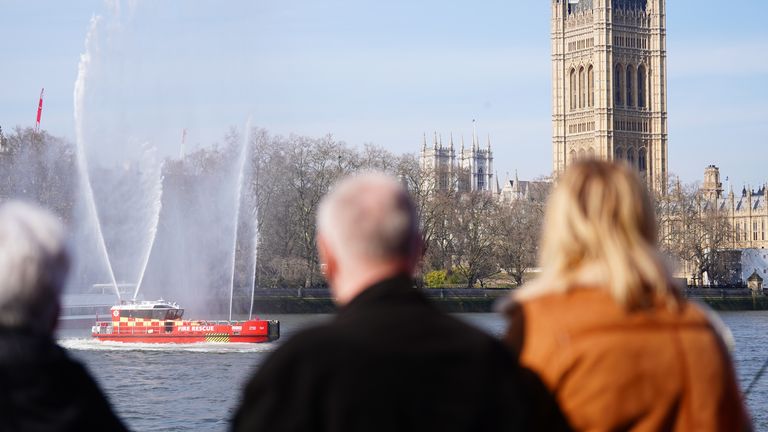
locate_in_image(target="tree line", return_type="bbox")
[0,125,737,291]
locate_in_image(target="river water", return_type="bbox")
[59,311,768,432]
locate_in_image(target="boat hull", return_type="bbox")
[92,334,272,343]
[92,318,280,344]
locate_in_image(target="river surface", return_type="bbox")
[59,311,768,432]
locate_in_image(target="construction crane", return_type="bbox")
[34,88,44,133]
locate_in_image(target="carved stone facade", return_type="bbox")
[551,0,668,190]
[701,166,768,251]
[420,131,494,193]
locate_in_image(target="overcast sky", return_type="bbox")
[1,0,766,186]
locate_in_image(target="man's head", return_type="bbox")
[0,201,69,333]
[316,172,421,305]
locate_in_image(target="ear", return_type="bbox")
[317,234,337,283]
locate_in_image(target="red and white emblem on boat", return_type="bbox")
[112,310,120,318]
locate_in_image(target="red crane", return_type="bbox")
[35,88,44,133]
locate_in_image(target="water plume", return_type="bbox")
[229,119,252,321]
[73,15,120,299]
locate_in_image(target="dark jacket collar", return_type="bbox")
[336,274,426,317]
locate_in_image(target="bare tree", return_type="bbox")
[495,199,543,286]
[662,179,733,286]
[451,191,500,288]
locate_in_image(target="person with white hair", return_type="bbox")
[232,172,568,432]
[0,201,128,431]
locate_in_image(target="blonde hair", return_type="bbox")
[521,160,679,309]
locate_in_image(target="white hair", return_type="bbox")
[0,201,69,332]
[317,172,418,263]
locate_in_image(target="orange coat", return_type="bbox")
[504,289,751,432]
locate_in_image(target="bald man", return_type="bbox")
[232,173,568,432]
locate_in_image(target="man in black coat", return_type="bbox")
[0,202,128,432]
[233,173,567,432]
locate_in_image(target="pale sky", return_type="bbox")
[1,0,766,186]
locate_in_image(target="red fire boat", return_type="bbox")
[91,300,279,344]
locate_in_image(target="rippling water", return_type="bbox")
[60,312,767,431]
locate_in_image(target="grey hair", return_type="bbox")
[317,172,418,263]
[0,201,69,332]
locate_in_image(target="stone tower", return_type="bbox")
[551,0,668,191]
[702,165,723,201]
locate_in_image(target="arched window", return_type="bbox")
[614,64,623,106]
[588,147,595,158]
[614,146,624,160]
[570,68,577,111]
[637,65,646,108]
[579,67,586,108]
[569,149,577,162]
[587,65,594,107]
[638,147,647,172]
[578,148,586,160]
[626,65,634,107]
[626,148,636,166]
[478,167,485,189]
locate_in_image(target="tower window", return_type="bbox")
[614,146,624,161]
[570,68,577,111]
[614,64,623,106]
[638,148,647,172]
[626,65,635,107]
[637,65,647,108]
[588,65,594,107]
[579,67,586,109]
[626,148,636,167]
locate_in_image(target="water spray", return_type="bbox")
[74,15,120,300]
[133,149,164,301]
[229,118,252,321]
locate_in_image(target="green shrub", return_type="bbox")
[424,270,447,288]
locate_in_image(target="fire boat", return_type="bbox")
[91,299,280,344]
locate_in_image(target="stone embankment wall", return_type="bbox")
[252,287,768,313]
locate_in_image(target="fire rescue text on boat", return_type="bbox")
[91,299,280,343]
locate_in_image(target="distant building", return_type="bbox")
[700,165,768,250]
[498,172,551,204]
[419,130,494,193]
[551,0,668,191]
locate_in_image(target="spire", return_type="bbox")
[433,131,438,150]
[487,134,492,153]
[472,119,478,150]
[439,133,443,149]
[461,135,465,153]
[515,169,519,183]
[449,132,454,151]
[422,132,427,152]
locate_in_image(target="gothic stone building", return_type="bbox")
[701,165,768,251]
[420,132,494,193]
[551,0,668,190]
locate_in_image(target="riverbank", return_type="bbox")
[251,288,768,313]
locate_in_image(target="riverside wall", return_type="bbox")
[251,287,768,313]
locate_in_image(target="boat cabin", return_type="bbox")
[112,300,185,320]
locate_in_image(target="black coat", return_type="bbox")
[0,328,128,432]
[233,275,568,432]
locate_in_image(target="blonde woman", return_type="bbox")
[504,161,751,431]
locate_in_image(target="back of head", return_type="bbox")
[317,172,418,266]
[0,201,69,333]
[534,160,678,309]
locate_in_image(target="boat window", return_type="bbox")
[166,309,184,320]
[122,308,183,320]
